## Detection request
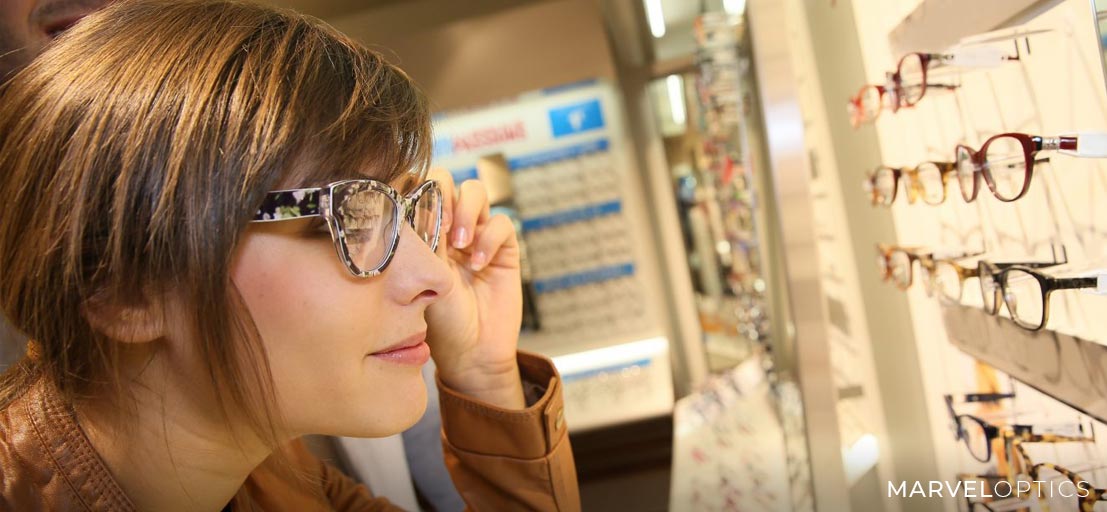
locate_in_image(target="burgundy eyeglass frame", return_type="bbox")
[956,133,1075,203]
[891,52,960,108]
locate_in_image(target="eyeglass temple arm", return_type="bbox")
[1069,273,1107,296]
[960,392,1015,403]
[990,260,1064,270]
[1039,132,1107,158]
[252,188,323,222]
[1016,431,1094,444]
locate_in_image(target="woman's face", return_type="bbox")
[230,192,453,438]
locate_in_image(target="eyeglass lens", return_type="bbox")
[982,135,1028,201]
[956,416,991,462]
[929,261,963,302]
[979,266,999,314]
[873,167,897,205]
[858,86,884,123]
[412,185,442,248]
[956,146,977,201]
[897,54,927,105]
[914,162,945,205]
[333,183,400,274]
[889,250,913,288]
[1000,269,1045,330]
[331,182,441,274]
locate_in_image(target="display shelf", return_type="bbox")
[940,303,1107,423]
[888,0,1061,55]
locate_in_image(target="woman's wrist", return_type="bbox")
[438,360,526,410]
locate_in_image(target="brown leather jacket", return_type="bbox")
[0,351,580,511]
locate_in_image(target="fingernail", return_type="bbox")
[470,251,487,270]
[453,227,468,249]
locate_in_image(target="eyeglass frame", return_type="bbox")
[944,393,1018,463]
[847,84,890,128]
[848,46,1018,129]
[889,52,961,109]
[922,258,1064,303]
[977,260,1099,331]
[877,245,980,291]
[251,178,443,278]
[955,133,1076,202]
[876,244,928,289]
[863,161,957,207]
[1010,435,1106,510]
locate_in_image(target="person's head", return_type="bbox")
[0,0,452,444]
[0,0,114,82]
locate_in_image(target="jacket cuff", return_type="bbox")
[437,350,566,460]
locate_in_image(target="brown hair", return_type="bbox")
[0,0,431,444]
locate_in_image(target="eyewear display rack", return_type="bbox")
[942,303,1107,425]
[845,0,1107,509]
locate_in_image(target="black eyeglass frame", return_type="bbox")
[977,260,1099,331]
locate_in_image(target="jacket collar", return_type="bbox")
[25,377,136,511]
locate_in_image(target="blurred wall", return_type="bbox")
[329,0,616,112]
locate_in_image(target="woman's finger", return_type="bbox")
[451,180,490,250]
[468,214,519,271]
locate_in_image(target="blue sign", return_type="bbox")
[450,166,478,183]
[548,98,605,138]
[508,138,609,170]
[533,263,635,294]
[521,200,622,232]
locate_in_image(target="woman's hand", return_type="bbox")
[424,168,525,410]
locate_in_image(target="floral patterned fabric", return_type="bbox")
[254,189,321,220]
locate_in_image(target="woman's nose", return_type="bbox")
[383,223,453,305]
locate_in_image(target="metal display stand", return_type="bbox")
[941,303,1107,424]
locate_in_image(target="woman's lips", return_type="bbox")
[369,333,429,366]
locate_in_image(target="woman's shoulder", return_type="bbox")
[0,373,67,507]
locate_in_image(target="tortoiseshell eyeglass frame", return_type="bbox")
[863,161,957,207]
[251,179,442,278]
[977,259,1099,331]
[923,257,1064,303]
[1011,435,1106,511]
[876,244,981,291]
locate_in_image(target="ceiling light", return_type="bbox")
[666,74,686,125]
[723,0,747,15]
[645,0,666,38]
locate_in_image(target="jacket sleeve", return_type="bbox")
[437,350,581,512]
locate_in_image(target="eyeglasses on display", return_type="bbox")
[252,179,443,277]
[956,132,1107,202]
[876,245,979,291]
[944,393,1017,463]
[958,474,1035,512]
[1011,437,1106,511]
[862,161,957,206]
[848,46,1016,128]
[977,260,1107,331]
[920,256,1066,304]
